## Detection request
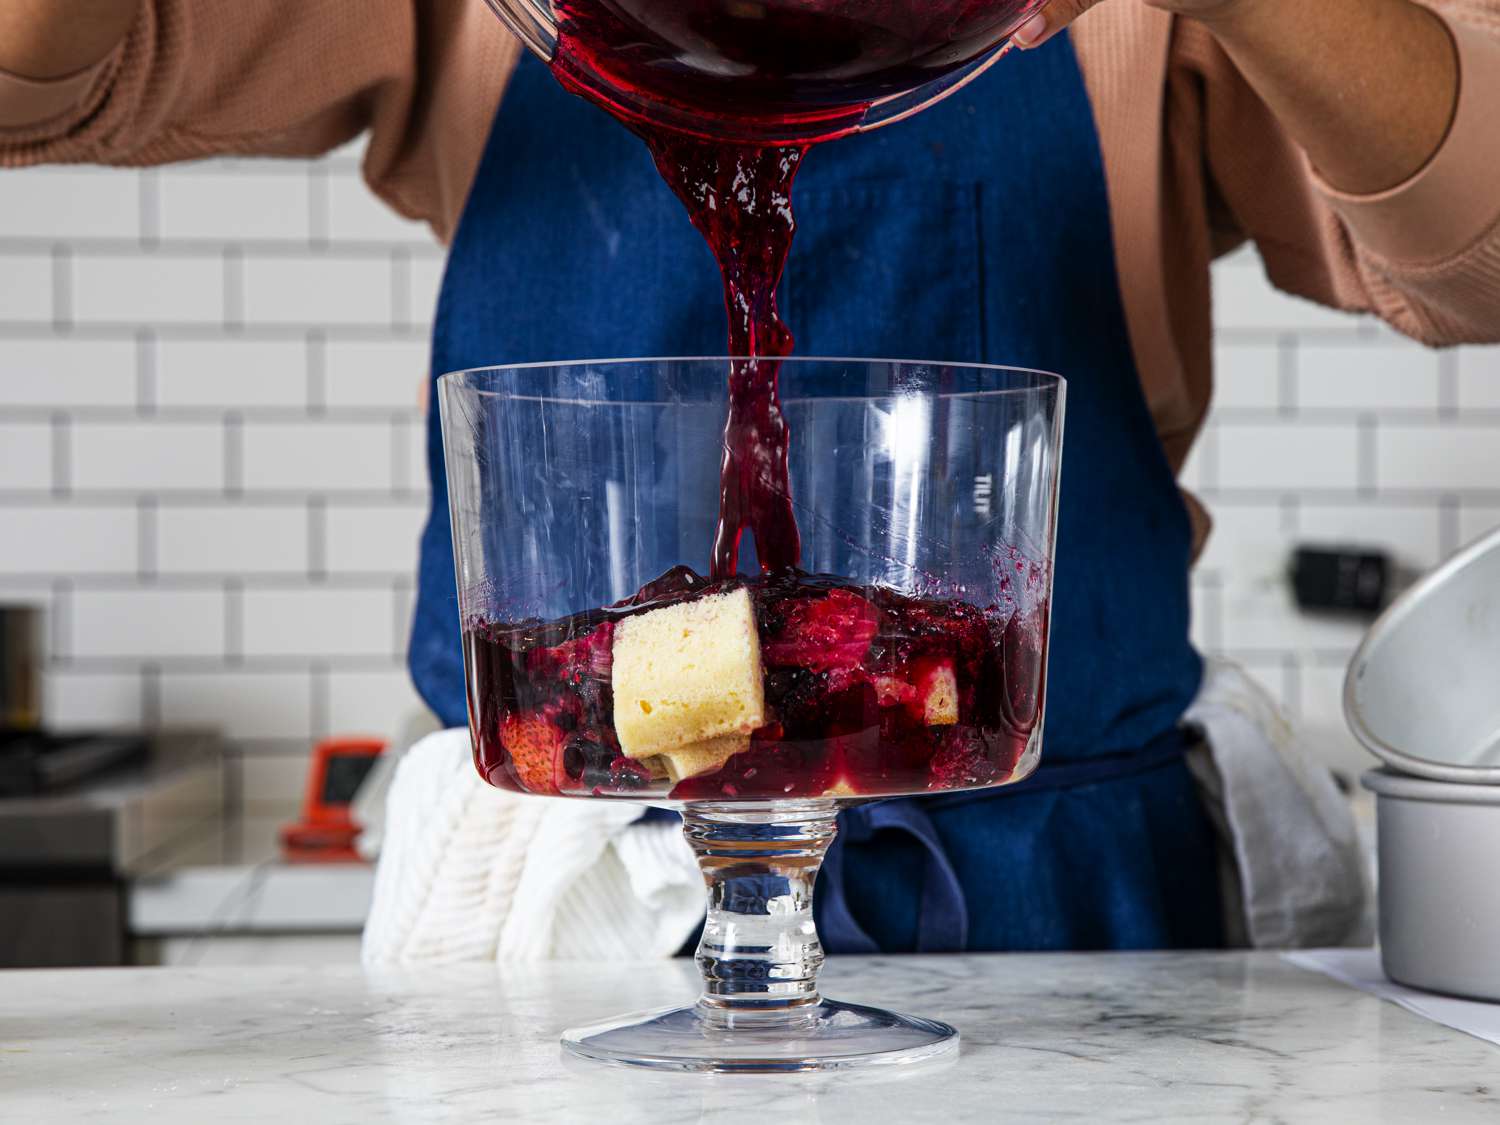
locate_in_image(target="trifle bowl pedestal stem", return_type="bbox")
[562,800,958,1072]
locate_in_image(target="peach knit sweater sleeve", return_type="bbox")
[1185,6,1500,346]
[2,0,1499,480]
[0,0,513,243]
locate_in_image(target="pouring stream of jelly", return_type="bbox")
[550,0,1044,574]
[552,6,819,577]
[643,139,807,577]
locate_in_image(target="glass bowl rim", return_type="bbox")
[437,356,1066,404]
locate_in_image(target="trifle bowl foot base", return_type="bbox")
[562,998,959,1073]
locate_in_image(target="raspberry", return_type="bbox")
[528,621,614,686]
[761,588,879,672]
[927,733,1004,791]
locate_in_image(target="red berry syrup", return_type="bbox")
[465,569,1048,800]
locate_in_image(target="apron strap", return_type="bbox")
[823,799,972,953]
[819,727,1194,953]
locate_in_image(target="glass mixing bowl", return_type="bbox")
[483,0,1053,143]
[440,357,1064,1071]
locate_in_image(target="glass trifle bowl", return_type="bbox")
[439,357,1063,1071]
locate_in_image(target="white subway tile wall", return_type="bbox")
[1,155,1498,804]
[1200,249,1500,772]
[0,254,55,324]
[0,149,435,804]
[71,253,226,325]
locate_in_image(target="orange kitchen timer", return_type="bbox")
[279,736,386,862]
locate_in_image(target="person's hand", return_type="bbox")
[1014,0,1251,50]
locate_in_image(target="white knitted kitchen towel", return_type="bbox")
[361,728,702,966]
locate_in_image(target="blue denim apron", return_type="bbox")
[411,37,1223,952]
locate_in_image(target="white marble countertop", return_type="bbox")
[4,952,1496,1123]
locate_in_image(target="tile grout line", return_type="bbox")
[21,654,413,673]
[51,243,72,332]
[135,328,157,416]
[0,235,442,257]
[392,576,413,662]
[138,496,157,581]
[389,414,409,495]
[390,247,411,332]
[1438,495,1461,559]
[138,170,160,249]
[1437,351,1459,421]
[15,402,1500,426]
[308,496,327,581]
[50,578,72,665]
[1199,423,1220,495]
[1277,333,1298,418]
[50,412,70,499]
[306,330,327,415]
[222,246,245,333]
[142,662,162,730]
[308,163,330,251]
[224,578,244,667]
[1356,413,1377,499]
[310,661,331,740]
[223,411,244,498]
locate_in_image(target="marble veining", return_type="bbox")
[3,953,1497,1122]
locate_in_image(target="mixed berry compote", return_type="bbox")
[465,567,1048,801]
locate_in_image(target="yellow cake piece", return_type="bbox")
[645,733,752,784]
[922,662,959,726]
[612,588,766,774]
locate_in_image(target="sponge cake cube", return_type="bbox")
[612,587,766,766]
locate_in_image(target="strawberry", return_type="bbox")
[761,588,880,672]
[498,713,565,794]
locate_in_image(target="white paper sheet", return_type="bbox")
[1285,948,1500,1048]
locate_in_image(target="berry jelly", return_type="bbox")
[464,569,1048,801]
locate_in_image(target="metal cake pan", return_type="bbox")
[1345,527,1500,784]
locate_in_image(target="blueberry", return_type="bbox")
[610,758,651,790]
[564,736,615,788]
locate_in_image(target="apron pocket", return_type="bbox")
[787,180,986,362]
